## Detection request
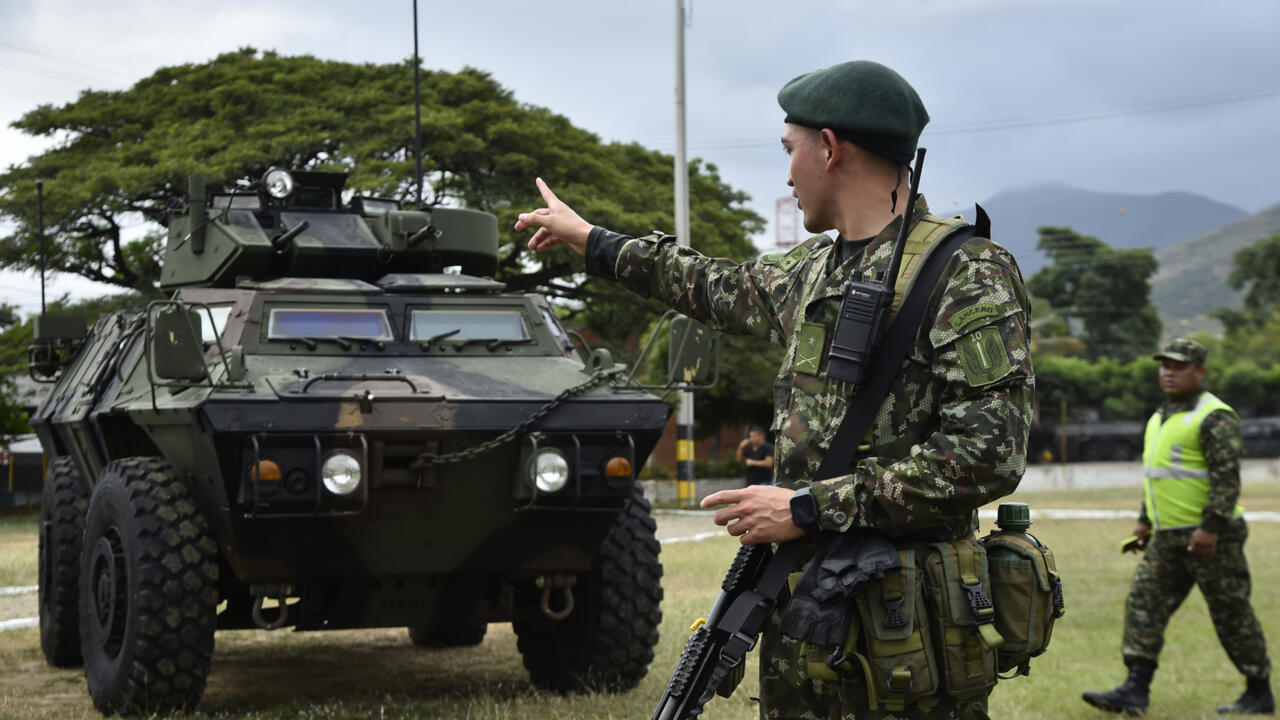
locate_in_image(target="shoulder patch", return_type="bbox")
[777,245,810,272]
[957,326,1013,386]
[760,253,783,266]
[948,302,1002,333]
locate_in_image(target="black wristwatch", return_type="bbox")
[790,487,821,536]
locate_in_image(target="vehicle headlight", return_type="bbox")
[321,451,362,496]
[263,168,295,199]
[529,448,569,493]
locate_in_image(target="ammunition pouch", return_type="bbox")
[800,539,1005,710]
[920,539,1002,698]
[802,548,941,712]
[980,529,1064,676]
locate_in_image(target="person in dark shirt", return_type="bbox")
[736,425,774,486]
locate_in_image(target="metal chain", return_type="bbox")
[409,368,621,468]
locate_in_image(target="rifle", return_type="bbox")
[652,540,804,720]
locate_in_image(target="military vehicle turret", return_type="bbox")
[30,169,670,715]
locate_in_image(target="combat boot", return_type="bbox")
[1218,676,1275,714]
[1082,660,1155,716]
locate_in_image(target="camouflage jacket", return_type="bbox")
[1137,392,1243,534]
[585,197,1034,540]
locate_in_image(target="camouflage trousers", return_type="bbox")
[1122,519,1271,678]
[758,610,990,720]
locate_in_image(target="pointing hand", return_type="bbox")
[515,178,592,255]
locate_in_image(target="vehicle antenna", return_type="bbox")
[412,0,424,208]
[37,180,46,315]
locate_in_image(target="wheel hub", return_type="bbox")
[89,528,128,657]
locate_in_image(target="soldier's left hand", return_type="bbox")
[701,486,805,545]
[1188,528,1218,558]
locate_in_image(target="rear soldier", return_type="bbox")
[1083,338,1274,715]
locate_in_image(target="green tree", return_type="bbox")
[1228,232,1280,316]
[1210,233,1280,365]
[0,49,763,340]
[1027,226,1161,362]
[0,49,776,434]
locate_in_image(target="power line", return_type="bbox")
[660,86,1280,153]
[0,41,134,81]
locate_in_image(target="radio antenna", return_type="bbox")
[37,181,46,315]
[412,0,423,208]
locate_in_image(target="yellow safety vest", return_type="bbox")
[1142,391,1245,530]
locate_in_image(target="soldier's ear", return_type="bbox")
[819,129,842,170]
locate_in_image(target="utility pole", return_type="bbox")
[673,0,695,507]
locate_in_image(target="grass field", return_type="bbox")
[0,481,1277,719]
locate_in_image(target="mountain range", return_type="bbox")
[967,184,1280,339]
[974,183,1247,276]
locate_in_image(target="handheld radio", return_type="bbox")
[825,147,926,387]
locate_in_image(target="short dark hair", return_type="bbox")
[747,425,765,435]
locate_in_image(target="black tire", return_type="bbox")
[79,457,219,716]
[513,484,663,692]
[408,621,488,647]
[39,456,90,667]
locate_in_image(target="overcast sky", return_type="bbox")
[1,0,1278,316]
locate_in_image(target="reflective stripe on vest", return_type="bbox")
[1141,391,1245,529]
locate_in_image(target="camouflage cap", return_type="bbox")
[777,60,929,164]
[1153,337,1207,365]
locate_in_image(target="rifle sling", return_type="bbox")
[813,209,987,482]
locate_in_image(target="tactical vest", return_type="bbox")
[1142,391,1245,530]
[888,214,971,317]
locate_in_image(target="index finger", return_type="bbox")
[701,489,747,509]
[535,177,561,207]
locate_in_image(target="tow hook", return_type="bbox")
[250,583,293,630]
[536,573,577,621]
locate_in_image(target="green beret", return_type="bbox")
[777,60,929,164]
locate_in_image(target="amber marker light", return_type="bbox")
[250,460,282,483]
[605,457,632,478]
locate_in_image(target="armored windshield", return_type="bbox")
[410,310,527,341]
[268,308,394,340]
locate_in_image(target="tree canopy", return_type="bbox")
[1209,231,1280,364]
[0,49,763,324]
[1027,226,1161,362]
[0,49,777,434]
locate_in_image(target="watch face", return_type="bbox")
[791,490,818,531]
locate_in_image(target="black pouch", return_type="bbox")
[920,539,1002,698]
[807,549,940,713]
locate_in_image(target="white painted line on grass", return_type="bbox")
[978,508,1280,523]
[662,531,724,545]
[0,617,37,632]
[0,585,38,597]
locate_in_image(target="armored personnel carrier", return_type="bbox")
[30,169,670,715]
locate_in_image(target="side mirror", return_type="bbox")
[668,316,715,385]
[150,306,207,382]
[27,315,88,381]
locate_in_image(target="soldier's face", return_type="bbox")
[782,124,833,233]
[1158,359,1205,400]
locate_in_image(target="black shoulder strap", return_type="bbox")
[813,206,990,482]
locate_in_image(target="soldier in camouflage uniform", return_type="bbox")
[1084,338,1274,716]
[516,60,1033,719]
